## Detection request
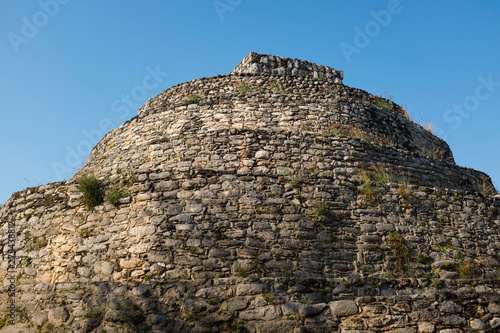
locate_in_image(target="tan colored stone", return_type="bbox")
[329,300,358,317]
[418,322,435,333]
[36,272,53,283]
[119,258,143,269]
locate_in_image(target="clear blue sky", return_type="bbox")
[1,0,499,205]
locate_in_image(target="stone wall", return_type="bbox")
[1,124,499,287]
[1,53,499,332]
[231,52,344,83]
[137,73,454,164]
[1,278,500,332]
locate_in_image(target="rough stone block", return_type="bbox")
[236,283,270,296]
[417,322,435,333]
[48,306,69,324]
[388,329,416,333]
[490,317,500,329]
[239,305,280,321]
[119,258,142,269]
[488,302,500,314]
[329,300,358,317]
[469,318,486,330]
[94,261,114,275]
[299,303,327,317]
[222,299,248,311]
[155,180,179,191]
[439,301,463,314]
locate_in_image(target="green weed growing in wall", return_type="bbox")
[386,230,410,276]
[78,173,103,210]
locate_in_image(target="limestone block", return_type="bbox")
[282,302,301,316]
[31,311,48,327]
[119,258,142,269]
[490,317,500,329]
[155,180,179,191]
[77,266,92,277]
[255,150,270,159]
[329,300,358,317]
[239,305,280,321]
[299,303,327,317]
[1,324,38,333]
[469,318,486,330]
[488,302,500,314]
[48,306,69,324]
[94,261,114,275]
[221,299,248,311]
[388,329,416,333]
[418,322,435,333]
[439,301,462,314]
[236,283,270,296]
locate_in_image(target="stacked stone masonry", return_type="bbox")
[1,279,500,332]
[0,52,499,332]
[231,52,344,83]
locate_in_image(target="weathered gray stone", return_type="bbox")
[329,300,358,317]
[1,324,38,333]
[490,317,500,329]
[48,306,69,324]
[94,261,114,275]
[298,303,327,317]
[253,320,296,333]
[389,329,416,333]
[171,214,192,223]
[222,299,248,311]
[31,311,48,327]
[109,297,132,310]
[469,318,486,330]
[439,301,462,314]
[77,266,92,277]
[239,305,280,321]
[195,287,223,299]
[489,317,500,329]
[255,150,270,159]
[439,314,466,327]
[155,180,179,191]
[489,302,500,314]
[129,224,156,236]
[281,302,301,316]
[431,260,456,269]
[236,283,269,296]
[376,223,395,232]
[360,235,381,243]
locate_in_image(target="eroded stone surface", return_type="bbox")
[330,300,359,317]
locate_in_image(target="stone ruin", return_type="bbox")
[1,52,500,332]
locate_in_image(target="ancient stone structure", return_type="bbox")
[1,52,499,332]
[231,52,343,83]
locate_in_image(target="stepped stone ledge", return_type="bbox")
[232,51,344,83]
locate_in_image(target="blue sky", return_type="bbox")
[1,0,499,204]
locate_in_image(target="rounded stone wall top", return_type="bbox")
[232,51,343,83]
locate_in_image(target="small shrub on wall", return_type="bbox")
[78,173,103,210]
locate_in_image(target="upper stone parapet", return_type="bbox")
[232,51,343,84]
